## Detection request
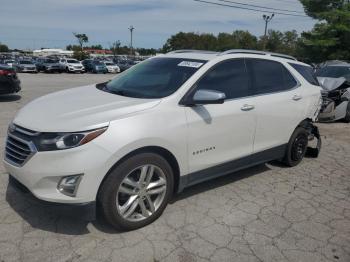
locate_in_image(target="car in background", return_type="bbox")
[36,58,62,73]
[3,59,16,67]
[316,64,350,81]
[114,59,134,72]
[82,59,108,73]
[59,58,85,73]
[14,60,37,73]
[0,65,21,95]
[103,61,120,73]
[316,64,350,122]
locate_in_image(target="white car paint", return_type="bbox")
[59,58,85,73]
[104,62,120,73]
[3,51,322,205]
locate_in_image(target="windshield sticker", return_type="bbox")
[178,61,204,68]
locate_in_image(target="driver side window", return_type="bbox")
[196,59,252,100]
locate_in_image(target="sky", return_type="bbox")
[0,0,316,50]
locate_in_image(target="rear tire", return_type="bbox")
[344,102,350,123]
[283,127,309,167]
[98,153,174,231]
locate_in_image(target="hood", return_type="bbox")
[14,85,161,132]
[317,77,348,91]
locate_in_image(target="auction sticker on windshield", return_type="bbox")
[178,61,204,68]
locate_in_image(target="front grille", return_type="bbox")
[4,125,37,167]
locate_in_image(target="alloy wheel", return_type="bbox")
[116,164,167,222]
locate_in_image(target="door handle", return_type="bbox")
[241,104,255,111]
[292,95,302,101]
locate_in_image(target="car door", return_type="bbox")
[245,58,305,153]
[184,59,257,174]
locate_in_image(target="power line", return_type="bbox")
[217,0,305,14]
[193,0,309,17]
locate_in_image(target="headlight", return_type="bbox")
[34,126,107,151]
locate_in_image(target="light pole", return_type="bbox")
[262,14,274,50]
[263,14,274,37]
[129,25,135,56]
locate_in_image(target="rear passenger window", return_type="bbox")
[247,59,297,95]
[289,63,319,86]
[195,59,252,99]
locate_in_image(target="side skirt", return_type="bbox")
[177,144,287,193]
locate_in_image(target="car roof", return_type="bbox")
[162,49,302,63]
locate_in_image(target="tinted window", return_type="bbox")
[289,63,319,86]
[105,58,206,99]
[247,59,297,95]
[195,59,251,99]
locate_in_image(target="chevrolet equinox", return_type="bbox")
[4,50,322,230]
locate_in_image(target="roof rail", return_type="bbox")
[219,49,297,61]
[167,49,219,54]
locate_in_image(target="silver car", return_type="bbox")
[14,60,38,73]
[316,64,350,122]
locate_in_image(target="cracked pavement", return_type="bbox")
[0,73,349,262]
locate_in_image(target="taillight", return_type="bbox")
[0,69,14,76]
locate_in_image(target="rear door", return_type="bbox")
[246,58,305,153]
[185,59,256,173]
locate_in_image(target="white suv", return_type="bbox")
[4,50,322,230]
[59,58,85,73]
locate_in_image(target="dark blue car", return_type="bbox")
[82,60,108,74]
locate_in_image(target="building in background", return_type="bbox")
[33,49,73,57]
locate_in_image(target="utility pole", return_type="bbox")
[262,13,274,50]
[263,13,274,37]
[128,25,135,56]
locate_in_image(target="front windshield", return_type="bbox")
[316,66,350,78]
[105,57,206,99]
[67,59,79,63]
[93,61,103,65]
[19,61,33,64]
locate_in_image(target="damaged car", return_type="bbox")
[316,64,350,122]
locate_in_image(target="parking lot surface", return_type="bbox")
[0,73,349,262]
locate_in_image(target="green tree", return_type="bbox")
[110,40,121,57]
[298,0,350,62]
[0,43,9,52]
[73,33,89,60]
[232,30,257,49]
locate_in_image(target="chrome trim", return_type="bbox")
[57,174,84,197]
[4,132,37,167]
[14,126,40,136]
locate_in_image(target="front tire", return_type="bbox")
[98,153,174,231]
[283,127,308,167]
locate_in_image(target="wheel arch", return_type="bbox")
[297,118,313,129]
[97,146,181,198]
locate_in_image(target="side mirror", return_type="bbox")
[191,89,226,105]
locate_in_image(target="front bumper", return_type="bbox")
[318,100,349,122]
[3,141,112,204]
[68,67,84,72]
[20,67,37,73]
[9,175,96,221]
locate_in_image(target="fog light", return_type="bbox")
[57,174,83,197]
